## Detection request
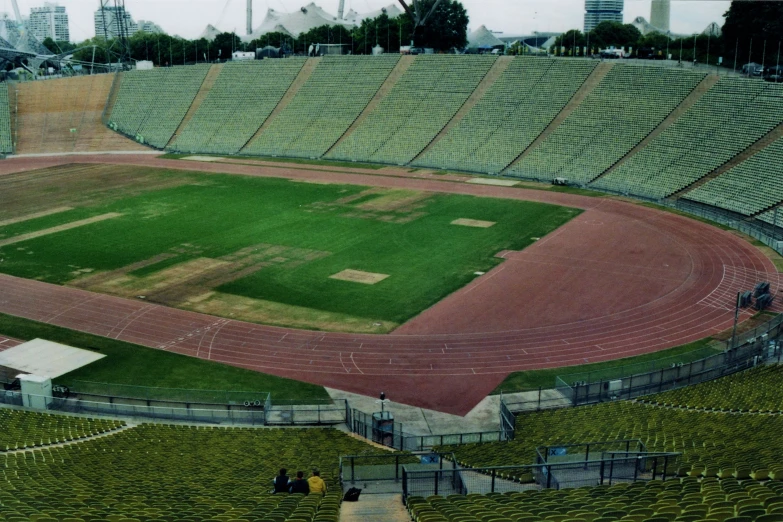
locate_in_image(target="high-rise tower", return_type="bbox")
[584,0,624,33]
[29,3,70,43]
[650,0,671,32]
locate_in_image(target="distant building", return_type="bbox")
[29,3,69,43]
[94,5,138,39]
[137,20,163,34]
[584,0,624,33]
[650,0,671,33]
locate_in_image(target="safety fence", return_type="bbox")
[402,450,682,501]
[348,408,507,452]
[665,199,783,256]
[0,391,267,425]
[0,377,348,426]
[340,453,444,494]
[559,325,782,406]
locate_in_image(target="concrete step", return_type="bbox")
[340,493,410,522]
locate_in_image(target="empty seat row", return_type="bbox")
[508,65,705,183]
[109,64,211,148]
[327,55,497,165]
[413,57,597,174]
[242,55,400,159]
[168,59,307,155]
[593,80,783,199]
[683,137,783,215]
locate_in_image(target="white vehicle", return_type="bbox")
[599,48,625,59]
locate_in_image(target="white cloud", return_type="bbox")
[4,0,730,43]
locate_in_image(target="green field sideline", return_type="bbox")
[0,313,329,402]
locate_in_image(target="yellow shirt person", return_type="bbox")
[307,469,327,495]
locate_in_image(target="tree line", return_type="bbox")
[548,1,783,69]
[40,0,468,70]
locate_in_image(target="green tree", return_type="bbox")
[212,32,242,61]
[552,29,587,56]
[588,21,642,50]
[410,0,468,51]
[722,1,783,67]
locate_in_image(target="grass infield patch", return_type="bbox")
[0,165,580,331]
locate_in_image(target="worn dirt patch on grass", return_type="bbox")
[0,213,123,248]
[466,178,519,187]
[0,164,193,221]
[182,156,219,162]
[330,269,390,285]
[289,179,336,185]
[451,218,496,229]
[70,244,331,307]
[182,292,397,333]
[0,207,73,227]
[356,189,429,212]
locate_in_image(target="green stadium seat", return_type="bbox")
[168,59,307,155]
[109,65,212,148]
[593,80,783,199]
[509,65,705,183]
[243,55,400,159]
[327,55,496,165]
[413,57,597,175]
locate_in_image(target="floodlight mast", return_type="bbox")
[247,0,253,35]
[397,0,444,46]
[99,0,131,66]
[10,0,22,27]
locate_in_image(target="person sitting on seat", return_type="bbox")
[272,468,290,494]
[307,468,327,495]
[289,470,310,494]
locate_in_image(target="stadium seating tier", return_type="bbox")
[0,408,125,450]
[0,419,392,521]
[169,59,307,155]
[0,86,13,154]
[242,55,401,159]
[593,79,783,199]
[683,137,783,216]
[444,365,783,483]
[507,65,706,183]
[408,479,783,522]
[412,57,597,174]
[327,55,497,165]
[109,64,211,148]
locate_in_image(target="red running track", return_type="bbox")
[0,155,781,415]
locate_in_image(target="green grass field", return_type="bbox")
[0,313,329,401]
[0,165,580,333]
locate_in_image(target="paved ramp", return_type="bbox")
[339,494,409,522]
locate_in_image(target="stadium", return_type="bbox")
[0,27,782,522]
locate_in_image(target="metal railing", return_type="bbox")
[657,199,783,256]
[564,332,782,406]
[348,408,508,452]
[0,391,266,425]
[264,398,348,425]
[402,451,681,501]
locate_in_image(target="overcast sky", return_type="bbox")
[3,0,730,42]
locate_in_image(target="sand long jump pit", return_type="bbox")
[329,269,390,285]
[451,218,496,228]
